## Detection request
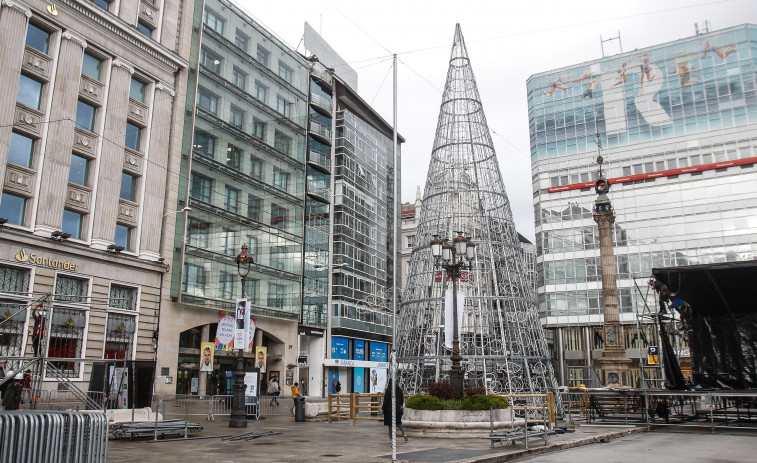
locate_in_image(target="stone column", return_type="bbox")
[91,59,133,248]
[139,82,174,259]
[35,31,87,235]
[0,0,31,187]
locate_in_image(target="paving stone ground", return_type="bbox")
[107,414,647,463]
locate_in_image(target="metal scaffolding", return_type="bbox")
[396,25,560,403]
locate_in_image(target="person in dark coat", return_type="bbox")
[381,381,408,441]
[2,373,23,410]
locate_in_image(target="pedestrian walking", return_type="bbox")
[2,373,24,410]
[381,381,408,442]
[269,377,280,406]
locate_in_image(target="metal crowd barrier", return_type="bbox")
[0,410,108,463]
[257,395,294,417]
[152,394,213,421]
[561,389,757,431]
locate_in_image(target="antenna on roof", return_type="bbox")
[600,31,623,58]
[695,21,711,35]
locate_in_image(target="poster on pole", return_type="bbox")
[246,315,257,353]
[215,311,235,351]
[255,346,267,373]
[235,299,249,351]
[200,341,214,372]
[444,290,465,349]
[244,371,259,397]
[648,346,659,365]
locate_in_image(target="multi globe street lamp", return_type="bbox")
[430,232,475,399]
[229,244,254,428]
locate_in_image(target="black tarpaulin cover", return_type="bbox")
[654,260,757,389]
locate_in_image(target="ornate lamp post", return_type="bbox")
[229,244,254,428]
[430,232,476,399]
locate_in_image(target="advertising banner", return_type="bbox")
[354,367,364,393]
[200,341,214,372]
[332,337,349,359]
[369,342,387,362]
[353,339,365,360]
[648,346,659,365]
[244,371,258,397]
[235,299,248,351]
[215,311,235,351]
[444,290,465,349]
[369,367,387,393]
[255,346,267,373]
[247,315,257,354]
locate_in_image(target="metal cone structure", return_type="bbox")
[397,25,559,402]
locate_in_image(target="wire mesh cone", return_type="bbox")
[397,25,560,405]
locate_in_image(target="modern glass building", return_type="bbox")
[158,0,308,395]
[528,24,757,387]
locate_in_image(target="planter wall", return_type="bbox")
[403,408,524,438]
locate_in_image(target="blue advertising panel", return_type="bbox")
[328,370,340,393]
[369,342,388,362]
[353,340,365,360]
[331,337,349,359]
[353,368,365,393]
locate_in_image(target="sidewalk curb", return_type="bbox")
[452,426,647,463]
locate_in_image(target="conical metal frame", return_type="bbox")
[397,25,560,404]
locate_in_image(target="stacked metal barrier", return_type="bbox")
[0,410,108,463]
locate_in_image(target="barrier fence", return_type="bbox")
[0,410,108,463]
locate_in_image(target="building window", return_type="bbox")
[120,172,137,201]
[69,154,89,186]
[104,312,136,360]
[8,133,34,168]
[125,123,142,151]
[76,100,97,131]
[407,235,415,248]
[197,87,218,114]
[277,62,293,83]
[186,218,210,248]
[91,0,111,11]
[247,195,261,221]
[47,306,85,377]
[0,193,26,225]
[222,228,237,255]
[254,81,267,103]
[194,130,216,157]
[270,245,285,270]
[81,53,103,80]
[234,29,248,51]
[109,284,138,311]
[268,283,285,309]
[190,173,212,202]
[25,23,50,54]
[252,119,265,141]
[136,21,153,38]
[219,271,235,299]
[226,144,241,169]
[17,75,43,110]
[256,45,269,66]
[274,130,291,154]
[224,186,239,213]
[249,156,262,179]
[271,204,287,229]
[276,96,291,116]
[130,78,146,103]
[62,210,83,239]
[232,67,247,89]
[203,9,224,34]
[273,168,289,192]
[200,47,221,73]
[245,278,259,301]
[55,275,89,303]
[229,106,244,129]
[182,263,206,296]
[114,224,132,250]
[0,265,30,294]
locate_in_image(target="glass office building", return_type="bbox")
[528,24,757,386]
[162,0,308,395]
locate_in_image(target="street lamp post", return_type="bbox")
[229,244,254,428]
[430,232,476,399]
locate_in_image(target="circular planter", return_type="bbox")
[403,408,524,438]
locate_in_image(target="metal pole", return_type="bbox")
[450,261,463,398]
[229,274,248,428]
[390,52,398,463]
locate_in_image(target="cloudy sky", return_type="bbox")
[238,0,756,240]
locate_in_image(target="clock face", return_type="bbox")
[608,372,619,384]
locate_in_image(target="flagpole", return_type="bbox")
[391,52,398,463]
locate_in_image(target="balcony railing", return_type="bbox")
[307,179,331,201]
[308,149,331,172]
[310,93,332,115]
[309,120,332,143]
